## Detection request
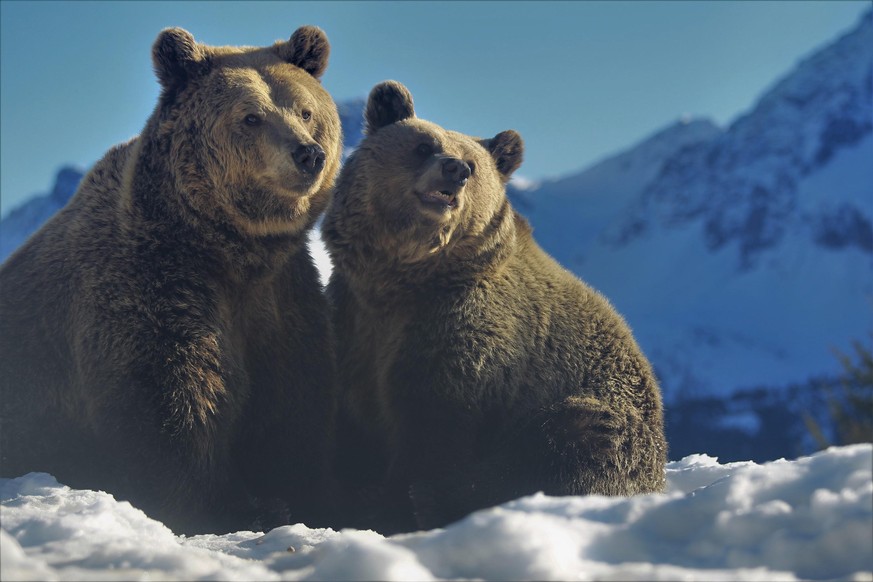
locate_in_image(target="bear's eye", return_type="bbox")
[468,161,476,176]
[301,110,312,121]
[415,143,434,157]
[244,114,263,127]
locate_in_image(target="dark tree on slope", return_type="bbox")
[806,336,873,448]
[828,338,873,444]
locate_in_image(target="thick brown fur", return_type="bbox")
[323,81,667,534]
[0,26,342,534]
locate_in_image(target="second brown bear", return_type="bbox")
[323,80,667,533]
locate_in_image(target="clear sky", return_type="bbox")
[0,0,868,215]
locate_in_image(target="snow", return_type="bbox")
[2,445,871,581]
[307,227,333,287]
[508,174,540,191]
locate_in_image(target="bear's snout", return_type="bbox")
[293,143,326,175]
[441,158,471,187]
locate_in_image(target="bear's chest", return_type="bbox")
[382,292,530,409]
[345,305,412,426]
[217,284,296,396]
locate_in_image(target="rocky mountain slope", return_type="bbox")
[513,9,872,406]
[507,10,872,459]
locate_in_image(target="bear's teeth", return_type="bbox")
[420,190,457,208]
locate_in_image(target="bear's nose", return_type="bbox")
[293,143,326,175]
[442,158,471,185]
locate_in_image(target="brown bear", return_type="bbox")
[0,26,342,534]
[322,80,667,534]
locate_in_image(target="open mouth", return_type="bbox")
[417,189,458,210]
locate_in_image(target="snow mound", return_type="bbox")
[2,445,871,581]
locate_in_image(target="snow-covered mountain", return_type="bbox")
[620,10,872,268]
[337,97,366,159]
[0,167,83,262]
[509,118,722,267]
[513,10,872,432]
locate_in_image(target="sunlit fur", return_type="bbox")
[0,26,341,535]
[323,81,667,534]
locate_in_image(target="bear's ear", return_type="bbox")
[485,130,524,181]
[365,81,416,134]
[278,25,330,79]
[152,28,209,90]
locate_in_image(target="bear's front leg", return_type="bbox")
[398,395,632,531]
[382,385,482,533]
[121,342,252,533]
[77,282,255,534]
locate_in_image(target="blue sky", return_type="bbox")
[0,1,868,215]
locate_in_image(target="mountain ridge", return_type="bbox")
[613,8,873,269]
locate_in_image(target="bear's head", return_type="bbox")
[146,26,342,237]
[325,80,523,265]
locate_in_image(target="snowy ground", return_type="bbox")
[2,445,871,581]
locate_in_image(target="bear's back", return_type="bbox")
[0,140,136,412]
[5,139,135,272]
